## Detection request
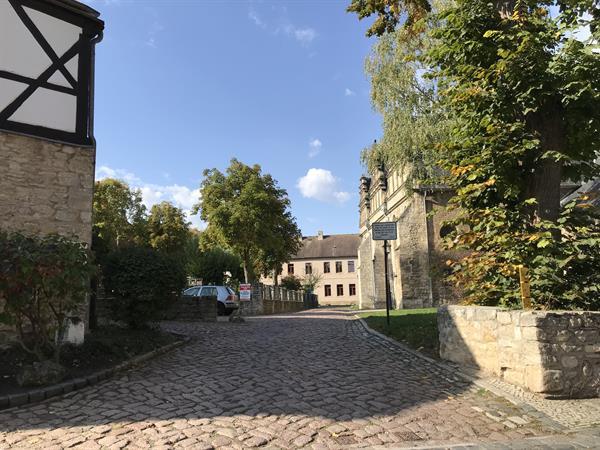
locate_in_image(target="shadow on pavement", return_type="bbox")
[0,309,535,446]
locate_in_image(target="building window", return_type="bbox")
[336,284,344,296]
[323,262,330,273]
[349,284,356,296]
[305,262,312,275]
[348,261,355,273]
[335,261,343,273]
[324,285,331,296]
[288,263,294,275]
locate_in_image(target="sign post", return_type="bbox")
[518,266,532,309]
[372,222,397,329]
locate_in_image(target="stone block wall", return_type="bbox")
[438,305,600,397]
[163,296,217,322]
[0,133,95,244]
[95,295,218,323]
[0,132,95,347]
[239,283,317,316]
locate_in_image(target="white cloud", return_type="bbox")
[145,20,165,48]
[345,88,356,96]
[286,26,317,44]
[297,168,351,204]
[308,138,322,158]
[96,165,141,185]
[249,7,317,46]
[248,10,266,29]
[96,166,204,229]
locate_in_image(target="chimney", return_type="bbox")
[317,230,324,240]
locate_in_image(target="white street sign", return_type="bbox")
[239,284,252,302]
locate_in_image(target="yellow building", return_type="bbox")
[265,232,360,307]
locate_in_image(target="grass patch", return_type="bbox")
[358,308,439,358]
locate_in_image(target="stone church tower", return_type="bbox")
[357,165,459,310]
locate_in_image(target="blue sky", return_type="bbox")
[89,0,380,234]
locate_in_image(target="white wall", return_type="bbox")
[0,0,81,132]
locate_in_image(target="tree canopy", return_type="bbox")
[191,247,243,285]
[362,9,451,186]
[347,0,431,36]
[351,0,600,309]
[194,159,302,283]
[147,201,190,255]
[92,178,147,260]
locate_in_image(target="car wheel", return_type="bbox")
[217,303,225,316]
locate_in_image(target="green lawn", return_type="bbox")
[358,308,439,358]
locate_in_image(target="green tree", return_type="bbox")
[92,178,147,259]
[147,201,190,255]
[347,0,431,36]
[184,228,203,276]
[194,159,302,283]
[255,218,303,285]
[428,1,600,307]
[351,0,600,308]
[103,246,186,328]
[302,271,323,294]
[192,247,243,285]
[280,274,303,291]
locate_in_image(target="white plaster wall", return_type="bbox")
[0,0,81,132]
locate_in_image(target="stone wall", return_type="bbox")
[95,295,218,323]
[357,236,387,310]
[0,132,95,244]
[239,284,317,316]
[163,296,217,322]
[438,306,600,398]
[0,132,95,347]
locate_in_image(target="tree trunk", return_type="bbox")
[493,1,565,222]
[242,249,254,283]
[525,98,566,223]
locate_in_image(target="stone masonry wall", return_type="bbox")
[0,132,96,347]
[239,284,317,316]
[438,305,600,398]
[163,296,217,322]
[0,132,95,243]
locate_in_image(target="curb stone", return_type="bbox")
[353,314,566,432]
[0,334,190,412]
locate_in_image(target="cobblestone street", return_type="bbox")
[0,309,595,449]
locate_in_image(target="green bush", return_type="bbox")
[103,246,186,328]
[0,231,92,362]
[280,275,302,291]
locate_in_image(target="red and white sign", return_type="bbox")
[239,284,252,302]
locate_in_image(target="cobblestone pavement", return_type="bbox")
[463,372,600,430]
[0,309,591,449]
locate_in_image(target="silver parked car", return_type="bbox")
[182,285,239,316]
